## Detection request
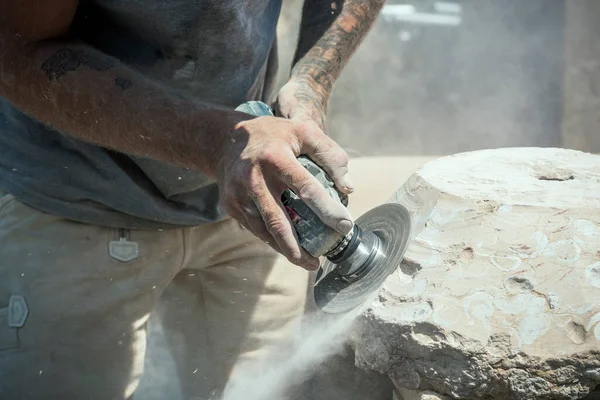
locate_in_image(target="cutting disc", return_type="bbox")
[314,203,412,314]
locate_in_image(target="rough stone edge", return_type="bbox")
[350,310,600,400]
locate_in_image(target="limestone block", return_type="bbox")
[351,148,600,399]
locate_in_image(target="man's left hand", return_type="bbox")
[273,77,329,132]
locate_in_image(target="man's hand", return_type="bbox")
[215,115,355,270]
[273,77,329,132]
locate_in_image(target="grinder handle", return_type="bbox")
[234,101,350,258]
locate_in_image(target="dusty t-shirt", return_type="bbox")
[0,0,281,229]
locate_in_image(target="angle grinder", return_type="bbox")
[235,101,412,314]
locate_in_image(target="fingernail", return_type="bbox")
[336,219,353,234]
[344,174,354,192]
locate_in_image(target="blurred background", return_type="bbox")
[275,0,599,156]
[138,1,600,399]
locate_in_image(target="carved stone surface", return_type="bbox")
[351,148,600,399]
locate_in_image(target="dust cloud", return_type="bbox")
[219,308,364,400]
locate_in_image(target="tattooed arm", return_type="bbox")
[0,0,249,176]
[0,0,355,269]
[292,0,385,98]
[274,0,385,130]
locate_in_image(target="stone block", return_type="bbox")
[351,148,600,399]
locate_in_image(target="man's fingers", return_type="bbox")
[295,122,354,194]
[247,174,320,270]
[240,213,282,255]
[231,199,294,265]
[244,214,318,270]
[269,157,354,236]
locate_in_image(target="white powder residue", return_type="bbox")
[220,308,363,400]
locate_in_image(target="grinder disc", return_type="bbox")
[314,203,412,314]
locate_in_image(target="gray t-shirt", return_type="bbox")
[0,0,281,229]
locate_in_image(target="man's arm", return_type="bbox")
[0,0,355,269]
[0,0,244,175]
[275,0,384,129]
[292,0,385,92]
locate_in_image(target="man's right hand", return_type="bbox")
[214,115,355,270]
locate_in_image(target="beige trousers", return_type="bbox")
[0,191,309,400]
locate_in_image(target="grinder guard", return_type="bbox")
[314,203,412,313]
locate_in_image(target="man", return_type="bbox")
[0,0,384,398]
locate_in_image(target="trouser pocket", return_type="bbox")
[0,295,28,351]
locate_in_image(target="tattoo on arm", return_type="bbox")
[293,0,343,64]
[292,0,385,97]
[41,48,116,81]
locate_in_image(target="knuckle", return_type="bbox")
[260,146,283,167]
[265,217,288,238]
[294,120,318,140]
[296,180,318,200]
[314,142,349,181]
[287,253,303,265]
[317,138,343,160]
[316,136,335,151]
[319,209,337,225]
[277,160,299,184]
[335,149,349,166]
[299,119,319,133]
[286,248,303,264]
[317,203,338,222]
[324,151,348,173]
[329,157,349,180]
